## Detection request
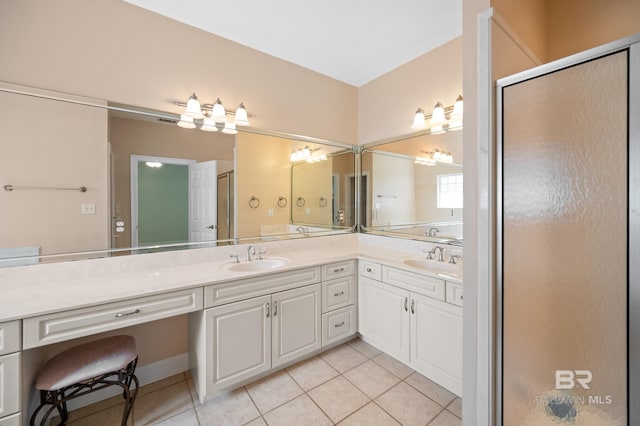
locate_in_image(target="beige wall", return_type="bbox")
[490,0,640,64]
[492,0,547,62]
[236,133,291,239]
[109,116,234,248]
[0,0,357,144]
[547,0,640,61]
[0,85,109,256]
[358,37,463,144]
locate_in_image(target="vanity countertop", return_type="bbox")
[0,235,462,322]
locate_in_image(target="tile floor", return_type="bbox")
[52,338,462,426]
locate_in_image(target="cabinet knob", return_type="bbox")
[334,267,345,273]
[411,299,415,314]
[366,267,372,273]
[404,297,408,312]
[265,303,270,318]
[334,321,345,328]
[273,301,278,316]
[334,291,345,297]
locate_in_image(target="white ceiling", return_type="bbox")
[122,0,462,87]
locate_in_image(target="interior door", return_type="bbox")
[217,172,231,243]
[189,161,217,243]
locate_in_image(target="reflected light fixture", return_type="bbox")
[173,93,251,132]
[222,121,237,135]
[145,162,163,168]
[411,95,463,133]
[177,114,196,129]
[415,148,454,166]
[290,145,327,163]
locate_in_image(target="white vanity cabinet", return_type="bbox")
[358,263,462,396]
[0,321,21,425]
[192,267,323,402]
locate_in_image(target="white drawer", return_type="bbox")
[205,267,321,308]
[0,412,21,426]
[322,260,355,281]
[0,321,20,356]
[322,305,357,346]
[359,260,382,281]
[322,276,356,313]
[0,353,20,419]
[382,266,445,301]
[446,282,464,307]
[23,288,203,349]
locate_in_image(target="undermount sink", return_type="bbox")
[223,258,288,272]
[402,258,462,279]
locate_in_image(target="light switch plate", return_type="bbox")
[81,203,96,215]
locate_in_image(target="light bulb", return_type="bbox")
[177,114,196,129]
[222,120,237,135]
[234,103,250,126]
[430,102,446,134]
[184,93,204,119]
[303,146,311,157]
[212,98,226,123]
[448,95,463,130]
[411,108,426,130]
[432,149,441,161]
[201,117,218,132]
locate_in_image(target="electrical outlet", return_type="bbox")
[306,208,311,216]
[268,208,274,217]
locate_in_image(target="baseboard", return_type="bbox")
[64,352,189,411]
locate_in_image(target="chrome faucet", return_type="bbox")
[426,227,440,237]
[246,245,256,261]
[431,246,445,262]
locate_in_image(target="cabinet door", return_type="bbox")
[358,277,410,363]
[0,353,20,418]
[272,284,322,368]
[410,293,462,396]
[205,295,271,393]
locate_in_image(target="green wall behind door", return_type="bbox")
[138,163,188,245]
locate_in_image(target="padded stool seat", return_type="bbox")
[30,335,139,426]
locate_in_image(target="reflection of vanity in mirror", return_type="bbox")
[0,83,355,266]
[362,129,463,245]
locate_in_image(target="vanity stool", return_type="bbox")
[29,335,139,426]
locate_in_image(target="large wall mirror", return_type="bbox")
[0,83,354,266]
[361,129,463,245]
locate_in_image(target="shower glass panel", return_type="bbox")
[500,51,628,424]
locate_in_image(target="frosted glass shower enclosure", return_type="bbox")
[497,36,639,425]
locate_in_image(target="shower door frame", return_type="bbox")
[495,34,640,425]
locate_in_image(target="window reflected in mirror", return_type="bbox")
[362,130,463,245]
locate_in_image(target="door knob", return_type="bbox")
[206,225,216,230]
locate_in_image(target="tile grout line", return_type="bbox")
[243,383,267,424]
[284,367,338,425]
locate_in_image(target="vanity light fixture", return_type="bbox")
[448,95,464,131]
[174,93,251,132]
[184,93,204,119]
[411,95,463,133]
[145,162,163,168]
